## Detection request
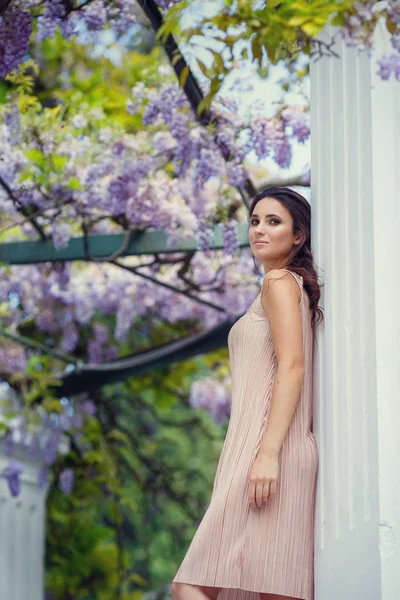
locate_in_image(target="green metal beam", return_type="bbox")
[0,224,251,265]
[58,317,234,396]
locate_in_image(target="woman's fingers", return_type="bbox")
[261,482,271,504]
[256,482,267,507]
[255,484,262,508]
[249,482,273,508]
[248,482,256,508]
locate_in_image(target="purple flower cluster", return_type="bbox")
[341,1,376,49]
[143,85,190,126]
[106,0,138,37]
[388,0,400,28]
[193,148,222,192]
[37,0,66,41]
[4,103,22,146]
[2,461,24,497]
[0,7,32,77]
[88,323,109,364]
[252,116,292,168]
[107,157,154,217]
[82,0,107,32]
[115,297,135,341]
[189,377,231,425]
[1,395,97,498]
[52,222,72,251]
[221,220,240,257]
[43,429,62,466]
[225,159,247,187]
[58,468,74,495]
[0,345,27,372]
[281,106,310,144]
[377,53,400,81]
[197,220,215,252]
[392,35,400,53]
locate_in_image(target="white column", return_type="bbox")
[311,20,400,599]
[0,442,47,600]
[370,21,400,599]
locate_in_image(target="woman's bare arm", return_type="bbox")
[258,269,305,458]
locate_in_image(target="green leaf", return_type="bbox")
[197,96,211,116]
[67,177,83,190]
[210,50,225,72]
[251,37,263,65]
[26,148,46,169]
[301,21,324,36]
[288,16,310,27]
[331,13,346,27]
[196,59,209,77]
[179,65,190,88]
[171,52,182,66]
[224,35,239,45]
[108,429,131,446]
[257,66,269,79]
[386,17,397,35]
[52,154,68,172]
[154,391,176,410]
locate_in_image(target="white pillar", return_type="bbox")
[0,384,49,600]
[0,442,47,600]
[311,20,400,599]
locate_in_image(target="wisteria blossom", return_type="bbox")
[189,376,232,425]
[58,468,75,495]
[0,390,97,497]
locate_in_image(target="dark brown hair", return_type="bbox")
[249,186,324,335]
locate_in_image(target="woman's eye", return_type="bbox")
[249,218,280,226]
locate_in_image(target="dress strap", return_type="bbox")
[279,269,304,308]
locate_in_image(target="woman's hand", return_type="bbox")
[248,451,279,508]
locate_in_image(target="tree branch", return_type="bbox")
[113,259,228,314]
[256,173,310,192]
[135,0,256,207]
[0,0,12,15]
[81,221,139,262]
[0,176,47,240]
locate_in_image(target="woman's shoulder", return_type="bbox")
[262,269,303,306]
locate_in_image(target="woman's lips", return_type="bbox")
[254,241,268,245]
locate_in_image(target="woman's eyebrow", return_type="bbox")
[250,213,281,219]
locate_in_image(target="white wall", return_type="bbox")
[311,21,400,599]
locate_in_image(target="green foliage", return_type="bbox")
[5,59,40,95]
[160,0,390,108]
[45,350,227,600]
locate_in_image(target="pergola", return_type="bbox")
[3,4,400,600]
[0,0,257,395]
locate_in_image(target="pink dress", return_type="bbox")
[172,270,318,600]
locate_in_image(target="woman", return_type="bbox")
[172,187,323,600]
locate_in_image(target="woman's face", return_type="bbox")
[248,197,301,271]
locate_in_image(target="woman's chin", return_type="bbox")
[252,246,269,256]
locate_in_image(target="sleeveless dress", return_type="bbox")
[172,269,319,600]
